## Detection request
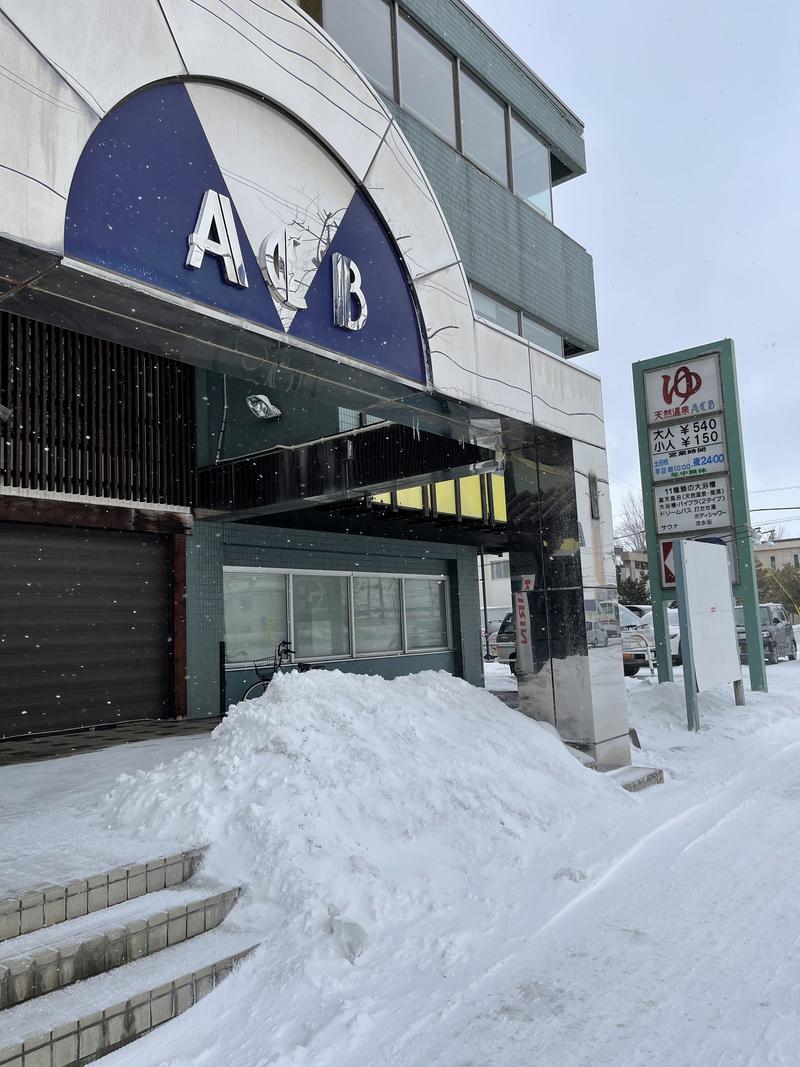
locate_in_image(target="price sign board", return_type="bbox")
[649,417,727,481]
[654,477,731,535]
[633,340,766,691]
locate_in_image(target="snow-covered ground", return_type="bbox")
[3,659,800,1066]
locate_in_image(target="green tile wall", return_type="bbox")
[388,101,599,353]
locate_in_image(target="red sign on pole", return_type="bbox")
[661,541,675,585]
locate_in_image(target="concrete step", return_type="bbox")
[0,885,240,1008]
[0,848,256,1067]
[0,926,259,1067]
[605,765,665,792]
[565,745,598,771]
[0,849,205,944]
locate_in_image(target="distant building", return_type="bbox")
[754,538,800,572]
[615,548,649,583]
[480,554,512,618]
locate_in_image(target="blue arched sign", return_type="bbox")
[65,82,426,384]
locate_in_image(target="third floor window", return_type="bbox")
[319,0,555,221]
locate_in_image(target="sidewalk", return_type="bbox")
[0,717,221,767]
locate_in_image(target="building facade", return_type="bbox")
[754,538,800,573]
[616,549,649,584]
[0,0,629,766]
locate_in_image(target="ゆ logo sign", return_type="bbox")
[665,362,699,403]
[661,365,702,405]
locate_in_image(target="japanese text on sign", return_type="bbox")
[649,418,728,481]
[654,477,731,535]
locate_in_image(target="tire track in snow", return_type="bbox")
[531,739,800,945]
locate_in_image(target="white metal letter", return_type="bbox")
[186,189,248,288]
[332,252,368,331]
[259,230,307,309]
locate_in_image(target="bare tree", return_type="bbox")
[615,491,647,552]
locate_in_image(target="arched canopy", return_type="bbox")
[0,0,605,444]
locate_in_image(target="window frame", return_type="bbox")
[508,110,554,220]
[221,568,291,666]
[223,565,452,667]
[321,0,395,97]
[396,9,458,146]
[319,1,556,222]
[470,282,565,358]
[458,64,511,187]
[352,573,405,656]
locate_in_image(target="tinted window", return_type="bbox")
[223,570,287,663]
[510,115,552,219]
[522,314,563,358]
[293,574,351,658]
[353,576,402,654]
[471,286,519,333]
[460,70,508,184]
[404,578,449,649]
[398,15,456,143]
[324,0,394,95]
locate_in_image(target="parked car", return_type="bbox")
[494,611,516,672]
[624,603,651,618]
[638,608,682,665]
[736,603,797,664]
[620,603,656,676]
[482,607,510,658]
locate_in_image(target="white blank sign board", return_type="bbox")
[680,540,742,691]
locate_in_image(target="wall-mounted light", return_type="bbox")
[246,394,282,420]
[0,403,13,425]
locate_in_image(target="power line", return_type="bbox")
[750,484,800,495]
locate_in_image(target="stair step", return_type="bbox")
[605,764,664,792]
[0,928,259,1065]
[0,884,214,964]
[0,886,239,1009]
[0,849,205,944]
[565,745,598,771]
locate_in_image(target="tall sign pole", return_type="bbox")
[632,339,766,692]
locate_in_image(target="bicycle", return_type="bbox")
[242,639,314,700]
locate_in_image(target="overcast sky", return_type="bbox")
[471,0,800,539]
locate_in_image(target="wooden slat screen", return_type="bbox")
[0,312,195,506]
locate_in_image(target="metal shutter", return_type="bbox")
[0,523,173,737]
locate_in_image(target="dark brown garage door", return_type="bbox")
[0,523,173,737]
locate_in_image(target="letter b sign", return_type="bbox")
[332,252,368,332]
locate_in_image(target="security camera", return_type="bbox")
[246,394,282,420]
[0,403,13,425]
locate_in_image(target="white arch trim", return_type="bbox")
[0,0,604,437]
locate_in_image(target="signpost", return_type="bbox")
[673,540,745,731]
[632,340,766,691]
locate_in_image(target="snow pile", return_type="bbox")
[110,670,622,929]
[106,669,627,1065]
